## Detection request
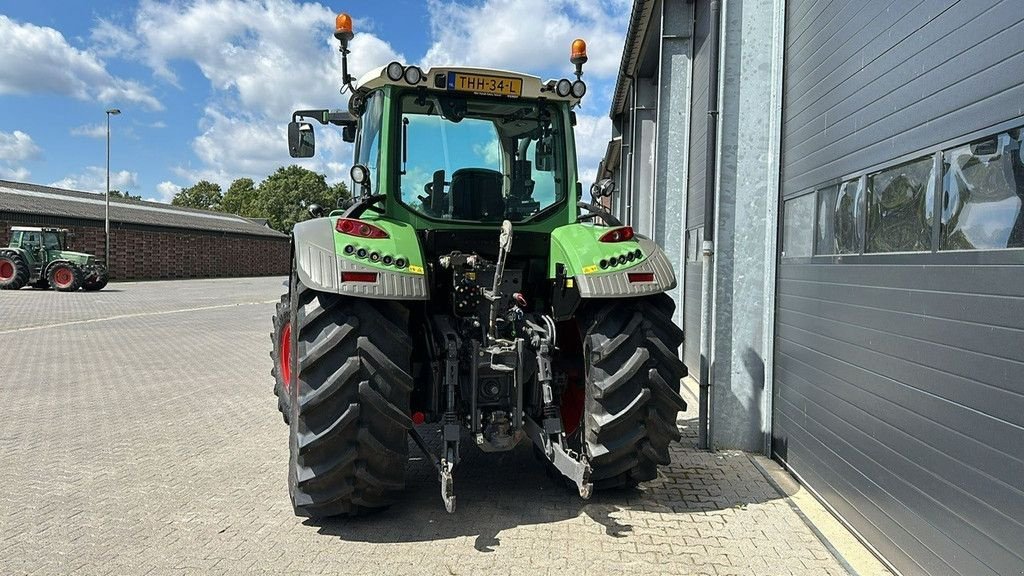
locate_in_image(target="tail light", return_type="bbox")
[341,271,378,283]
[336,218,389,239]
[627,272,655,283]
[599,226,634,242]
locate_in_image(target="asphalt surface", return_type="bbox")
[1,277,852,575]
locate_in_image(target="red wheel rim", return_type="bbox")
[280,322,292,393]
[53,267,73,288]
[560,370,586,436]
[0,260,13,281]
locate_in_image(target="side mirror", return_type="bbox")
[535,137,554,172]
[590,178,615,200]
[308,204,324,218]
[288,121,315,158]
[342,125,356,143]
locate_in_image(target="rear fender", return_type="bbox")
[292,216,429,300]
[549,224,676,298]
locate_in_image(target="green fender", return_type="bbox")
[292,215,429,300]
[548,223,676,298]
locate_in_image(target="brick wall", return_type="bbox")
[0,216,289,281]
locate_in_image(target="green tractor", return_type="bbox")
[0,227,109,292]
[270,13,686,517]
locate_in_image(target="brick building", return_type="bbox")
[0,180,289,280]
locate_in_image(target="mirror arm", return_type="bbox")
[341,194,386,219]
[577,201,622,227]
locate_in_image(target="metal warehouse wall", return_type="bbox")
[775,1,1024,575]
[682,0,711,378]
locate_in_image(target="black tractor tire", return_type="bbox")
[82,271,109,291]
[579,294,687,489]
[47,263,83,292]
[270,293,292,424]
[0,252,29,290]
[287,274,414,518]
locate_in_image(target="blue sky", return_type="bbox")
[0,0,629,203]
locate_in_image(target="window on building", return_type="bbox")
[816,179,864,255]
[782,194,815,258]
[866,156,935,253]
[941,128,1024,250]
[815,185,837,255]
[685,228,703,262]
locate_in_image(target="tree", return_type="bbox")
[252,166,351,232]
[107,189,142,201]
[172,180,223,211]
[222,177,257,215]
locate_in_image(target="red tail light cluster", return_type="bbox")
[336,218,389,239]
[341,271,378,283]
[627,272,655,283]
[599,226,635,242]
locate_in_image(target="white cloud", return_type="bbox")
[70,124,108,138]
[128,0,402,119]
[1,167,31,181]
[97,1,398,185]
[573,113,612,188]
[422,0,627,79]
[0,15,161,110]
[50,166,138,193]
[0,130,41,163]
[0,130,41,181]
[156,181,180,202]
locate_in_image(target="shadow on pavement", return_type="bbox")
[310,413,785,552]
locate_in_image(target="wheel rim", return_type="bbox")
[53,267,73,288]
[0,260,13,281]
[560,370,586,436]
[280,322,292,393]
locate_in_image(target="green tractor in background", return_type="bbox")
[270,12,686,518]
[0,227,109,292]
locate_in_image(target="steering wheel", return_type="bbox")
[577,201,622,227]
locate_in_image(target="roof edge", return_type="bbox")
[610,0,657,119]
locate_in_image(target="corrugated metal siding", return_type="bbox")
[686,1,710,229]
[682,260,701,374]
[775,1,1024,575]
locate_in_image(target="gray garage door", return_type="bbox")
[774,1,1024,575]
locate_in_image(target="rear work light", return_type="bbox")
[341,271,378,283]
[336,218,389,239]
[599,226,635,242]
[627,272,655,283]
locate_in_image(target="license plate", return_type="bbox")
[447,72,522,97]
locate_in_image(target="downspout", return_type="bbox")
[698,0,722,451]
[624,73,638,224]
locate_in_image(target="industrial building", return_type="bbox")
[0,180,289,280]
[602,1,1023,574]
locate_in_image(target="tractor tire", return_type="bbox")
[579,294,687,489]
[0,252,29,290]
[270,293,292,424]
[82,271,109,291]
[47,263,83,292]
[287,274,414,519]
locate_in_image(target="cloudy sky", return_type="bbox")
[0,0,629,203]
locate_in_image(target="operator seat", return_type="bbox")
[450,168,505,221]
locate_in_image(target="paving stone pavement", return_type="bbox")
[0,277,850,575]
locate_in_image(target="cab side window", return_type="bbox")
[23,233,41,249]
[44,234,61,250]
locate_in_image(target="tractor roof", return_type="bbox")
[357,65,584,107]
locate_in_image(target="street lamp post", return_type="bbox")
[105,108,121,268]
